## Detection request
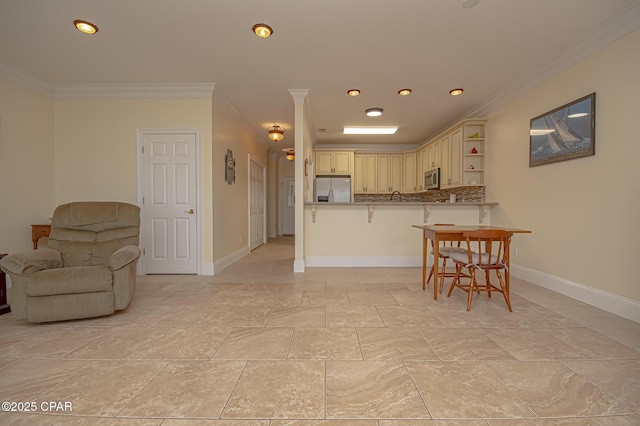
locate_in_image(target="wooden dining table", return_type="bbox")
[412,225,532,300]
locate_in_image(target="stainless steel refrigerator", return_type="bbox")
[314,176,351,202]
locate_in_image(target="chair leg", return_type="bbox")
[466,269,477,311]
[496,270,513,312]
[485,269,492,298]
[447,263,462,297]
[426,265,434,285]
[439,258,447,293]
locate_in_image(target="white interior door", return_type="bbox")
[281,177,295,235]
[141,131,198,274]
[250,158,265,250]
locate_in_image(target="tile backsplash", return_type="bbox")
[354,186,485,203]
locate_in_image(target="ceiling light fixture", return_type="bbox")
[462,0,480,9]
[267,124,285,141]
[365,107,383,117]
[343,127,398,135]
[449,88,464,96]
[283,149,295,161]
[398,89,412,96]
[74,20,98,34]
[252,23,273,38]
[347,89,361,96]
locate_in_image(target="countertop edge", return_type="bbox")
[304,201,499,207]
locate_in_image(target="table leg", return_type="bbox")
[433,238,440,300]
[422,232,427,290]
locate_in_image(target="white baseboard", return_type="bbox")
[200,263,214,276]
[511,263,640,324]
[293,260,305,273]
[213,246,250,275]
[305,256,424,268]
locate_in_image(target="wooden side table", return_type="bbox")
[31,224,51,249]
[0,253,10,315]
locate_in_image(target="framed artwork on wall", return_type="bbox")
[225,149,235,184]
[529,92,595,167]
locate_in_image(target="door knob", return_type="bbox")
[187,209,195,214]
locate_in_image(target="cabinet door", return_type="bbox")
[416,147,426,191]
[377,155,391,193]
[390,154,403,192]
[364,155,377,193]
[353,154,366,193]
[449,128,462,187]
[403,153,416,193]
[315,152,333,175]
[333,152,351,175]
[440,136,451,188]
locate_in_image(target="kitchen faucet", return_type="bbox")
[390,191,402,202]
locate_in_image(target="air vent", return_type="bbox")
[316,128,327,133]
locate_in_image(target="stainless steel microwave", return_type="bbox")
[424,167,440,190]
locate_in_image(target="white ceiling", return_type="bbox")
[1,0,639,152]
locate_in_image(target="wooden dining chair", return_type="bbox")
[426,224,468,293]
[446,229,514,311]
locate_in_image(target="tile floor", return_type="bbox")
[1,237,639,425]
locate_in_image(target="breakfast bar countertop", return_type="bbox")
[304,201,499,206]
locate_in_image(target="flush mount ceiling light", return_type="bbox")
[343,127,398,135]
[283,148,295,161]
[267,124,285,141]
[449,88,464,96]
[252,23,273,38]
[74,20,98,34]
[347,89,361,96]
[398,89,412,96]
[462,0,480,9]
[365,108,383,117]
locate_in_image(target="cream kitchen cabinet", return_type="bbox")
[315,151,353,175]
[377,154,403,194]
[402,153,416,193]
[353,154,377,193]
[425,139,441,170]
[415,146,427,191]
[440,127,463,188]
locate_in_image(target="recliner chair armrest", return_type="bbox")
[0,249,63,277]
[109,245,141,271]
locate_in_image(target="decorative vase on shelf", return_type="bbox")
[469,132,479,138]
[471,147,478,154]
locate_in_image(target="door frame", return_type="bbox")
[136,128,203,275]
[248,154,267,249]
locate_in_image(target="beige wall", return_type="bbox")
[0,80,55,252]
[487,28,640,302]
[54,97,215,264]
[211,91,267,262]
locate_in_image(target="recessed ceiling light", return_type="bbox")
[252,23,273,38]
[347,89,361,96]
[74,20,98,34]
[365,108,383,117]
[344,127,397,135]
[398,89,412,96]
[449,88,464,96]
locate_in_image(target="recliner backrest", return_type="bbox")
[48,202,140,267]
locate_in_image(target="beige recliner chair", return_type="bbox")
[0,202,141,323]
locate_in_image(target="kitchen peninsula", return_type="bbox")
[303,200,498,268]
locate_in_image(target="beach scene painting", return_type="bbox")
[529,93,595,167]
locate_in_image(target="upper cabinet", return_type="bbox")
[415,146,427,192]
[403,153,416,193]
[440,127,462,189]
[353,154,377,193]
[377,154,403,194]
[425,139,441,170]
[315,151,353,175]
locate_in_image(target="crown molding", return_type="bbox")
[54,83,215,99]
[0,62,54,97]
[212,87,270,149]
